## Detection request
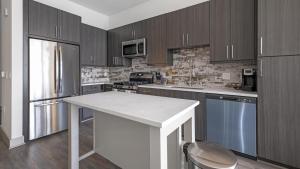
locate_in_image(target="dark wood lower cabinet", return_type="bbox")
[258,56,300,168]
[80,85,104,122]
[137,87,206,141]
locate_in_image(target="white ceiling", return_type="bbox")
[69,0,150,15]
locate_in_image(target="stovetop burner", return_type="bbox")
[113,72,155,91]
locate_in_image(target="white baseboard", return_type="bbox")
[0,128,25,149]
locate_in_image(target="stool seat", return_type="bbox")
[187,142,237,169]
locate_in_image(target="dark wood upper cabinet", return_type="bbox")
[146,15,171,66]
[81,24,107,67]
[107,28,131,67]
[258,0,300,57]
[210,0,255,62]
[258,56,300,168]
[132,21,146,39]
[166,9,186,49]
[185,2,210,47]
[58,10,81,43]
[117,21,147,42]
[210,0,231,62]
[29,0,58,39]
[167,2,210,50]
[119,24,134,42]
[81,24,95,65]
[29,0,81,44]
[230,0,255,61]
[95,28,107,66]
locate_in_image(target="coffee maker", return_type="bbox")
[241,69,257,92]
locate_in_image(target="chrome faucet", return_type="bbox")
[189,57,195,87]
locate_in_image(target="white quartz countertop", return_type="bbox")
[81,82,112,86]
[138,84,258,98]
[64,91,199,128]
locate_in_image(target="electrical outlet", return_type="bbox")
[222,73,231,80]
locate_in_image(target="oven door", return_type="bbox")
[122,42,138,57]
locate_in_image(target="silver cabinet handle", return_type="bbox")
[231,45,234,59]
[187,33,189,46]
[260,59,263,77]
[134,30,136,39]
[182,34,185,46]
[59,26,62,38]
[226,45,229,59]
[260,36,263,55]
[55,26,58,37]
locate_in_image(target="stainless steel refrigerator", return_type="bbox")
[29,38,79,140]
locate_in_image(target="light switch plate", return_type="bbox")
[1,71,5,78]
[4,8,9,17]
[222,73,231,80]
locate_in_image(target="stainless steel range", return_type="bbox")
[113,72,154,93]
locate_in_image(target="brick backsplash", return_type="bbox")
[82,47,256,88]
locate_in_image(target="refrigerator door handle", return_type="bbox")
[59,46,63,93]
[55,46,60,93]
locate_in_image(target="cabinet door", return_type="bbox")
[95,28,108,67]
[119,24,134,41]
[58,10,81,43]
[29,0,58,39]
[258,0,300,57]
[107,28,126,67]
[258,56,300,168]
[133,21,146,39]
[81,24,96,66]
[146,15,170,66]
[231,0,255,61]
[166,9,186,49]
[186,2,210,47]
[210,0,231,62]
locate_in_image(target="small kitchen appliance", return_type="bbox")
[122,38,146,58]
[241,68,257,92]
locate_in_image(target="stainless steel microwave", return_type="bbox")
[122,38,146,58]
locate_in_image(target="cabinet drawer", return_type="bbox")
[82,85,103,94]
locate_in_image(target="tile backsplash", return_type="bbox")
[82,47,256,88]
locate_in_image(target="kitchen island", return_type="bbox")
[64,91,199,169]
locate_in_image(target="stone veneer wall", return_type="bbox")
[82,47,256,88]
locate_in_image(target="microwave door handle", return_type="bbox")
[136,43,139,56]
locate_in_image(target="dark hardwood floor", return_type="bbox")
[0,120,120,169]
[0,120,283,169]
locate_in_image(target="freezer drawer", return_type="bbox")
[29,99,68,140]
[206,95,257,157]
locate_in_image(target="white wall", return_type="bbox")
[0,0,23,142]
[1,0,12,139]
[34,0,110,30]
[109,0,209,29]
[11,0,23,140]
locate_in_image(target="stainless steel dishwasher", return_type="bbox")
[206,94,257,157]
